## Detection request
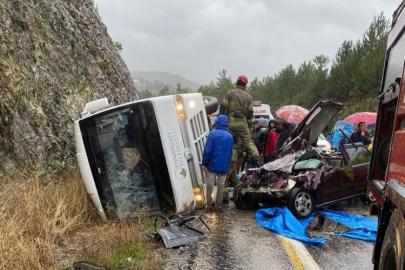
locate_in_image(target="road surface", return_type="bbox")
[162,203,375,270]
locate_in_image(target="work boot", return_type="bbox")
[207,207,214,214]
[215,207,224,214]
[255,158,264,168]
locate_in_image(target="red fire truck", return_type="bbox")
[369,2,405,269]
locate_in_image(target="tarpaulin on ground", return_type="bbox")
[255,207,377,245]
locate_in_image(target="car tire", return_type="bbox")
[203,96,219,115]
[233,185,258,210]
[287,187,314,219]
[378,208,405,270]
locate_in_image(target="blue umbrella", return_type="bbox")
[331,121,355,151]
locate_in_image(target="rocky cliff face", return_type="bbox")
[0,0,138,172]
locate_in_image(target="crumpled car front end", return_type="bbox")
[234,100,345,218]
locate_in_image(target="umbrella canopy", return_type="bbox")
[331,120,355,150]
[276,105,309,123]
[344,112,377,125]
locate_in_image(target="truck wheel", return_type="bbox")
[203,96,219,115]
[378,208,405,270]
[287,187,314,219]
[378,136,391,173]
[233,185,258,210]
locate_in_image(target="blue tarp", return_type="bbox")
[256,207,377,245]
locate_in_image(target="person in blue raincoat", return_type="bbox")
[331,121,355,151]
[202,115,233,213]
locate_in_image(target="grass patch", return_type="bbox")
[0,168,162,270]
[107,242,147,269]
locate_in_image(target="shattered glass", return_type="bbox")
[294,159,322,170]
[93,108,161,219]
[263,151,304,173]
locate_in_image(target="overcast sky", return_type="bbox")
[95,0,399,85]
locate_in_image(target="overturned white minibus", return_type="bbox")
[74,94,217,221]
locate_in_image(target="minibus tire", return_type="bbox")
[203,96,219,115]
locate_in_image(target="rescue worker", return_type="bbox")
[350,122,372,146]
[226,136,242,188]
[202,115,233,213]
[235,137,244,174]
[219,75,263,167]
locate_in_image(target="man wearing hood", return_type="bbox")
[264,120,283,163]
[202,115,233,213]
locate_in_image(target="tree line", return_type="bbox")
[140,14,389,112]
[199,14,389,110]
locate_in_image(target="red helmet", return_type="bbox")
[237,75,248,85]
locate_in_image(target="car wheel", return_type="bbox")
[233,185,258,210]
[378,208,405,270]
[203,96,219,115]
[287,187,314,219]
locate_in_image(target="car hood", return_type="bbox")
[288,100,343,147]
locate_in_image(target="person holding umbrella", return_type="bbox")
[350,122,371,146]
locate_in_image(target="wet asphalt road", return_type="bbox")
[162,203,375,270]
[308,236,374,270]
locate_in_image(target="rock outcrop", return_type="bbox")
[0,0,138,172]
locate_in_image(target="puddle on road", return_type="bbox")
[162,204,294,270]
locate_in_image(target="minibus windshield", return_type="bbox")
[80,101,174,220]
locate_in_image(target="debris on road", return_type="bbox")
[63,261,106,270]
[256,207,377,245]
[151,214,211,248]
[305,213,351,239]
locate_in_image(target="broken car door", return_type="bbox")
[319,152,354,203]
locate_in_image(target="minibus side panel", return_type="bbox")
[151,97,195,212]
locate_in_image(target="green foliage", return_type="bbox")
[198,69,234,102]
[159,86,170,96]
[98,61,109,71]
[199,14,389,110]
[106,242,147,270]
[114,41,123,52]
[139,89,155,99]
[175,82,192,94]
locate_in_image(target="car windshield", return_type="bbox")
[80,101,173,220]
[343,143,371,165]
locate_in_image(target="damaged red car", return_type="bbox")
[233,100,372,218]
